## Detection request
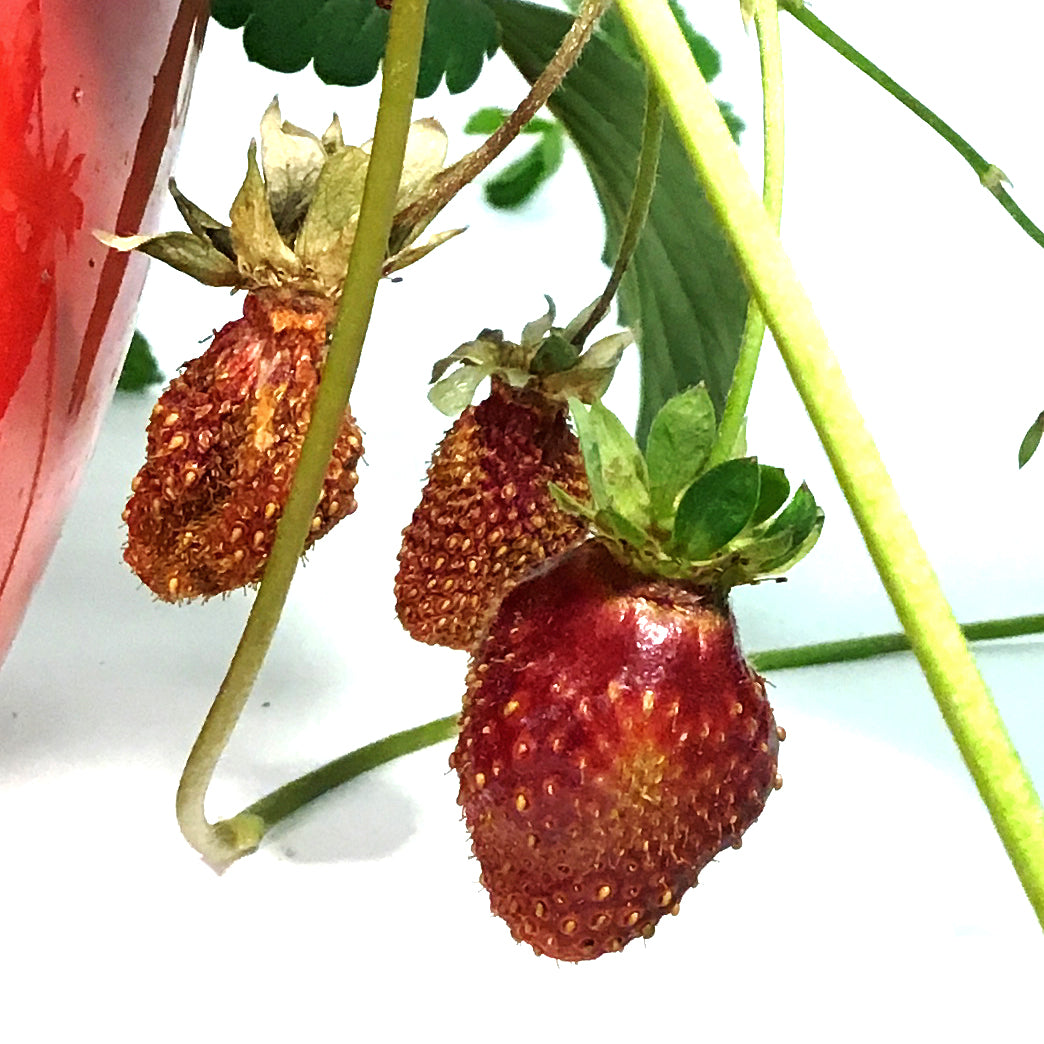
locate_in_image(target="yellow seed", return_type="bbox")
[534,901,547,918]
[502,699,520,717]
[561,919,577,935]
[167,434,186,451]
[642,689,655,714]
[596,885,611,900]
[473,772,486,789]
[777,725,787,742]
[264,501,278,519]
[515,793,528,812]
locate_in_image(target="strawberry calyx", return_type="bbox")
[96,98,463,298]
[427,296,632,416]
[551,386,824,589]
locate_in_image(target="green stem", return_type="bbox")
[615,0,1044,930]
[569,77,664,349]
[239,715,459,831]
[751,613,1044,672]
[779,0,1044,250]
[213,612,1044,842]
[391,0,611,249]
[710,0,783,466]
[174,0,431,875]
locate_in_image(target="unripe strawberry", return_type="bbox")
[451,389,823,960]
[122,288,362,601]
[395,300,632,649]
[394,377,589,650]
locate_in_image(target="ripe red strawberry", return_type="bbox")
[123,288,362,601]
[451,539,780,960]
[394,376,589,649]
[451,390,823,960]
[395,301,631,649]
[99,101,460,600]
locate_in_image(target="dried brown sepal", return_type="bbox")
[123,288,363,602]
[395,378,589,650]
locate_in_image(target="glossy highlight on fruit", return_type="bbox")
[451,539,780,961]
[394,377,589,650]
[123,287,362,601]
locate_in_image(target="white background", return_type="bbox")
[2,1,1043,1040]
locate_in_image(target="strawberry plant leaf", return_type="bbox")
[750,465,790,526]
[117,331,163,393]
[672,457,761,561]
[1018,410,1044,467]
[483,123,565,209]
[489,0,748,445]
[213,0,499,98]
[645,384,717,526]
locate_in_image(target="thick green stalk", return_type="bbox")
[570,77,663,348]
[615,0,1044,929]
[779,0,1044,250]
[710,0,784,466]
[175,0,431,874]
[213,613,1044,842]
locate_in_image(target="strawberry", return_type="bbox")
[99,99,462,599]
[451,388,823,959]
[395,300,631,649]
[122,288,362,601]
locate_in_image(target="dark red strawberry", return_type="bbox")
[451,539,779,960]
[395,300,631,649]
[123,288,362,601]
[451,389,823,959]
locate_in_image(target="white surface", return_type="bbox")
[2,2,1044,1041]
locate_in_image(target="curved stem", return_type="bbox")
[710,0,783,466]
[570,77,664,349]
[615,0,1044,930]
[391,0,611,249]
[779,0,1044,250]
[175,0,431,874]
[212,612,1044,844]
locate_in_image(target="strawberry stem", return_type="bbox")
[614,0,1044,930]
[210,613,1044,843]
[391,0,612,247]
[174,0,431,875]
[778,0,1044,251]
[569,77,664,349]
[709,0,784,467]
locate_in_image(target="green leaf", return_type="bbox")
[1018,411,1044,468]
[117,331,164,393]
[212,0,255,29]
[223,0,498,99]
[489,1,748,446]
[672,457,761,561]
[483,121,565,209]
[645,384,717,526]
[750,465,790,526]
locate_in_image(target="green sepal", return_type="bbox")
[645,383,717,527]
[229,140,302,279]
[428,363,492,416]
[93,230,241,287]
[750,465,790,526]
[756,484,824,573]
[168,179,235,259]
[671,456,761,561]
[571,399,651,533]
[531,332,580,375]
